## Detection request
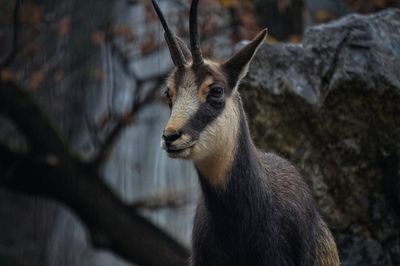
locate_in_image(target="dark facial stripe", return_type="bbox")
[179,64,232,138]
[181,98,225,139]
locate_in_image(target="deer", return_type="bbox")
[151,0,340,265]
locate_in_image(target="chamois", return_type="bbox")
[151,0,340,265]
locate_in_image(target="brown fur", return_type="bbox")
[315,223,341,266]
[198,77,213,103]
[260,153,340,266]
[152,1,339,264]
[193,94,240,187]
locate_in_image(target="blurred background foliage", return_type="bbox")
[1,0,399,89]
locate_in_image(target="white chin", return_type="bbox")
[166,148,191,159]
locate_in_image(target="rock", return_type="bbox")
[241,8,400,266]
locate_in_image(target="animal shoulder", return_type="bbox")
[258,152,314,211]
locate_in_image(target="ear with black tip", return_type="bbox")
[175,36,192,63]
[222,29,268,89]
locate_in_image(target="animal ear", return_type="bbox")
[222,29,268,88]
[175,36,192,63]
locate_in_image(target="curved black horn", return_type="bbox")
[151,0,186,67]
[189,0,204,67]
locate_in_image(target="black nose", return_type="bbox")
[163,130,181,144]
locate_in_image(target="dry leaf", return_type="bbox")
[113,25,135,42]
[142,0,157,23]
[314,9,336,23]
[265,35,279,45]
[91,31,105,46]
[288,34,301,43]
[28,69,45,90]
[19,1,43,25]
[23,41,40,57]
[58,17,70,38]
[219,0,235,8]
[91,68,105,81]
[53,70,64,82]
[97,114,111,129]
[0,68,16,81]
[140,35,158,55]
[277,0,291,13]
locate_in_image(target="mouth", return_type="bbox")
[166,142,196,152]
[164,141,196,157]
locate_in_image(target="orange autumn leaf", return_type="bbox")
[288,34,301,43]
[277,0,291,13]
[28,70,45,90]
[91,31,105,46]
[142,0,157,23]
[53,70,64,82]
[24,41,40,57]
[140,36,159,55]
[91,68,105,81]
[314,9,336,23]
[219,0,235,8]
[122,110,134,124]
[19,2,43,25]
[0,68,16,82]
[372,0,387,8]
[265,35,279,44]
[113,25,135,42]
[58,17,71,38]
[97,114,112,129]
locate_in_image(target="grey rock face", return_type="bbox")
[242,9,400,266]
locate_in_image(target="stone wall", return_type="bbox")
[242,9,400,266]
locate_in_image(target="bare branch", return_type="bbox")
[0,81,66,154]
[0,142,19,180]
[131,191,192,211]
[91,74,167,169]
[0,141,12,156]
[0,80,190,266]
[0,152,190,266]
[109,39,170,85]
[1,0,21,68]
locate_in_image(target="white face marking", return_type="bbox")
[192,93,241,187]
[161,62,242,187]
[191,94,240,161]
[165,69,199,132]
[161,69,201,159]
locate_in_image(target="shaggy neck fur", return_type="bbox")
[194,94,266,218]
[191,93,340,266]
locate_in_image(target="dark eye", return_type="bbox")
[164,88,172,108]
[208,85,224,99]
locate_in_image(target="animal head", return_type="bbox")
[152,0,267,162]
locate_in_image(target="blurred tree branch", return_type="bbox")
[90,38,170,169]
[0,0,21,68]
[91,75,166,169]
[131,191,192,211]
[0,79,189,265]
